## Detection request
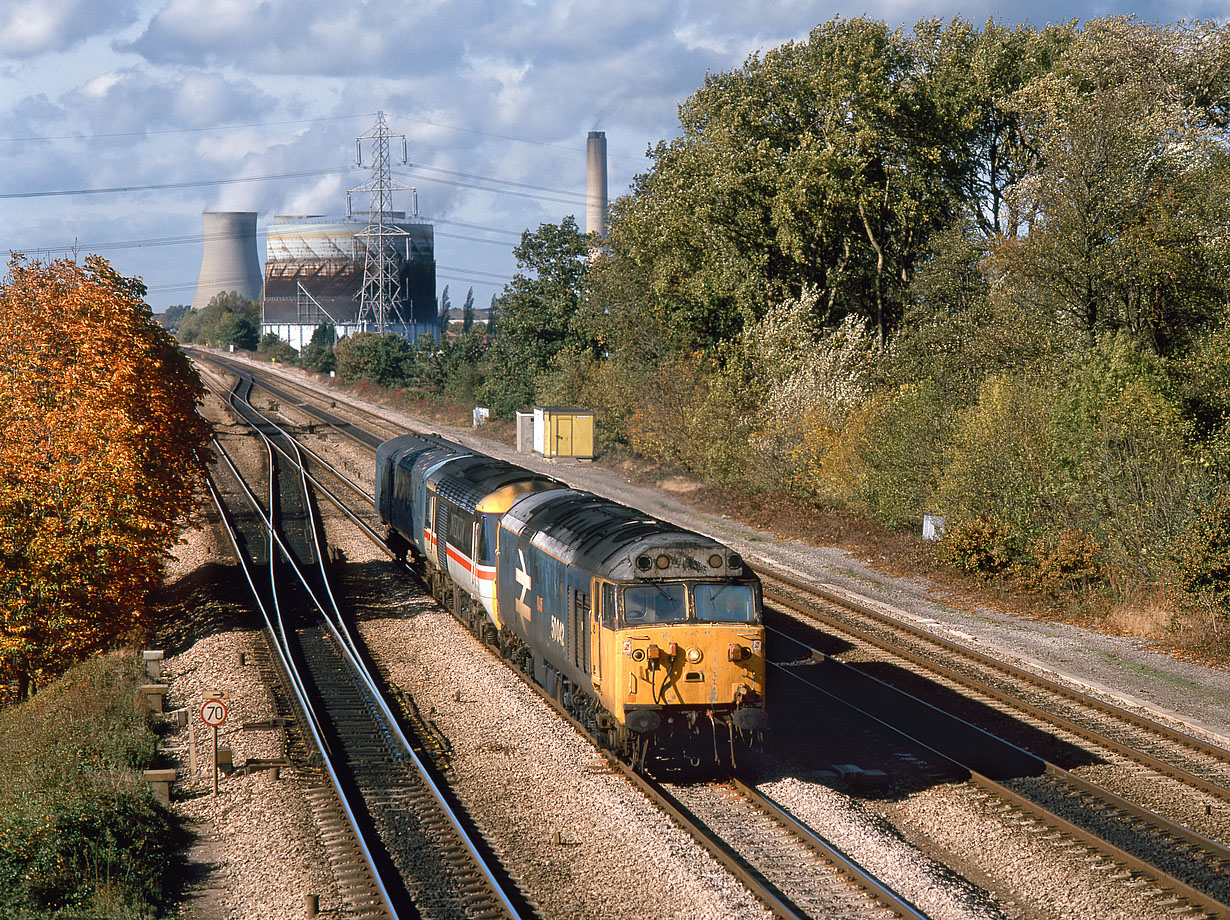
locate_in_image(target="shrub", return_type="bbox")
[1028,528,1105,593]
[298,324,335,374]
[258,333,299,364]
[335,332,412,388]
[0,652,189,917]
[1174,491,1230,618]
[937,516,1018,574]
[934,373,1057,540]
[854,380,951,529]
[1050,334,1203,580]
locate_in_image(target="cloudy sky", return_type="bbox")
[1,0,1224,315]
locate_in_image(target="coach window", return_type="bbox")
[447,507,469,549]
[601,583,616,629]
[622,583,687,624]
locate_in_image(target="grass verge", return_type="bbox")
[0,651,190,919]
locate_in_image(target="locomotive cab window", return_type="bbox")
[478,514,498,565]
[601,583,616,629]
[694,582,758,623]
[622,583,687,624]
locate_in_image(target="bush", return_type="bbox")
[0,652,189,917]
[258,333,298,364]
[937,516,1018,574]
[335,332,412,388]
[1050,334,1203,580]
[934,373,1057,540]
[298,324,335,374]
[853,380,951,529]
[1175,491,1230,618]
[1028,528,1105,593]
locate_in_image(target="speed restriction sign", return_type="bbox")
[200,698,228,727]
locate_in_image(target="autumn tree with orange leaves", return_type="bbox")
[0,256,212,698]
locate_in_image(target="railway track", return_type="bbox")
[204,373,534,920]
[762,576,1230,917]
[195,354,929,918]
[630,771,924,920]
[194,352,1230,918]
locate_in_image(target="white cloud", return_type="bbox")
[0,0,141,56]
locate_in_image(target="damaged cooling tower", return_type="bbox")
[191,211,263,309]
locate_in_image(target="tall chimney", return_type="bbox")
[586,131,608,238]
[191,211,263,309]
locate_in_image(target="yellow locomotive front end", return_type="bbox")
[618,619,765,729]
[588,551,767,758]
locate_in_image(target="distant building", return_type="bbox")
[260,214,437,350]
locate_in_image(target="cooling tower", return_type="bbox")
[191,211,263,309]
[586,131,607,238]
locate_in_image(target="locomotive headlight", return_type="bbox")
[728,643,749,662]
[636,555,652,572]
[631,648,645,662]
[708,553,723,569]
[655,554,671,570]
[686,646,703,664]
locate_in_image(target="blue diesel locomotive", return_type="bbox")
[375,432,766,764]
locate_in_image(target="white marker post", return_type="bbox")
[200,698,229,795]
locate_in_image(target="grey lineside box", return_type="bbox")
[516,412,534,453]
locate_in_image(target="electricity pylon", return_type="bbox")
[351,111,410,332]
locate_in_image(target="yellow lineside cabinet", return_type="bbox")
[533,406,594,460]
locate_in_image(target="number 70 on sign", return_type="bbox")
[200,699,228,727]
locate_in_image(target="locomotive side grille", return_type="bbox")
[435,502,449,569]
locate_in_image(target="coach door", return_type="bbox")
[434,497,449,570]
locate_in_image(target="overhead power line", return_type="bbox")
[0,113,374,144]
[395,167,586,207]
[0,167,354,200]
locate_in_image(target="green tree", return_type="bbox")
[606,17,978,351]
[176,291,260,346]
[487,294,499,336]
[216,311,259,350]
[299,323,336,373]
[1001,18,1230,354]
[438,284,451,331]
[948,19,1077,238]
[481,217,590,414]
[334,332,412,388]
[461,287,475,334]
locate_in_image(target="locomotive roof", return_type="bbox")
[502,488,736,581]
[429,454,556,510]
[377,432,466,469]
